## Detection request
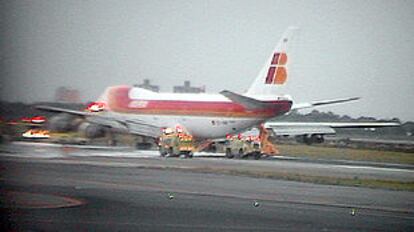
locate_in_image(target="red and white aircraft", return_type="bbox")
[37,28,398,142]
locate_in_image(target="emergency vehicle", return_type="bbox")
[158,127,194,158]
[224,134,262,160]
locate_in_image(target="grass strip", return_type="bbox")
[278,144,414,165]
[143,165,414,191]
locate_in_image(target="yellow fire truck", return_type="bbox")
[224,134,262,159]
[158,127,194,158]
[224,125,279,159]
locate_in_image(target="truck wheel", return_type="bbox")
[168,147,175,157]
[159,149,167,157]
[253,152,262,160]
[186,152,193,159]
[236,149,244,159]
[225,149,234,159]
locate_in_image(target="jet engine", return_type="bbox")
[78,122,106,138]
[47,113,82,132]
[295,134,325,145]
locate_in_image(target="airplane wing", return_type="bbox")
[291,97,360,111]
[85,115,162,138]
[36,105,162,138]
[36,105,92,116]
[264,121,401,136]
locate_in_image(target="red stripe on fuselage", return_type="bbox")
[106,86,292,118]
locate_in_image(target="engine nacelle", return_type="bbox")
[47,113,82,132]
[78,122,106,138]
[295,134,325,145]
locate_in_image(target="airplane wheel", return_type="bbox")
[136,142,152,150]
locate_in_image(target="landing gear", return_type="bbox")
[136,142,152,150]
[135,136,155,150]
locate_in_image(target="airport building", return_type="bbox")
[173,81,205,93]
[54,86,81,103]
[135,79,160,92]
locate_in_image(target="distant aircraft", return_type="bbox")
[37,27,399,146]
[264,121,400,144]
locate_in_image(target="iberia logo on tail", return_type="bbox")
[265,52,287,85]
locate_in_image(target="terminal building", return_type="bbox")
[173,81,205,93]
[134,79,160,92]
[54,86,81,103]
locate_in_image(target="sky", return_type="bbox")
[1,0,413,121]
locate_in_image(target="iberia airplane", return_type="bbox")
[37,28,398,143]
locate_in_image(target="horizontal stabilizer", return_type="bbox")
[220,90,267,110]
[292,97,360,110]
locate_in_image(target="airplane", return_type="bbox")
[264,121,400,144]
[37,27,399,148]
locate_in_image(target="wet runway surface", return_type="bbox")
[1,143,413,231]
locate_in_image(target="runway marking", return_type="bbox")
[0,190,84,209]
[339,165,414,173]
[0,152,64,159]
[11,141,63,148]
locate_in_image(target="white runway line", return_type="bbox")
[68,150,161,158]
[0,152,65,159]
[12,141,132,150]
[339,165,414,173]
[12,141,62,148]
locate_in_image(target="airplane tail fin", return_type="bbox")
[246,27,297,98]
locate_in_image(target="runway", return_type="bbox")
[1,143,413,231]
[3,142,413,182]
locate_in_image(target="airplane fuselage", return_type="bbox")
[102,86,292,139]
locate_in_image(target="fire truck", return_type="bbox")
[224,134,262,159]
[224,125,279,159]
[158,127,194,158]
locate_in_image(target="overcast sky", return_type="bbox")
[1,0,413,121]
